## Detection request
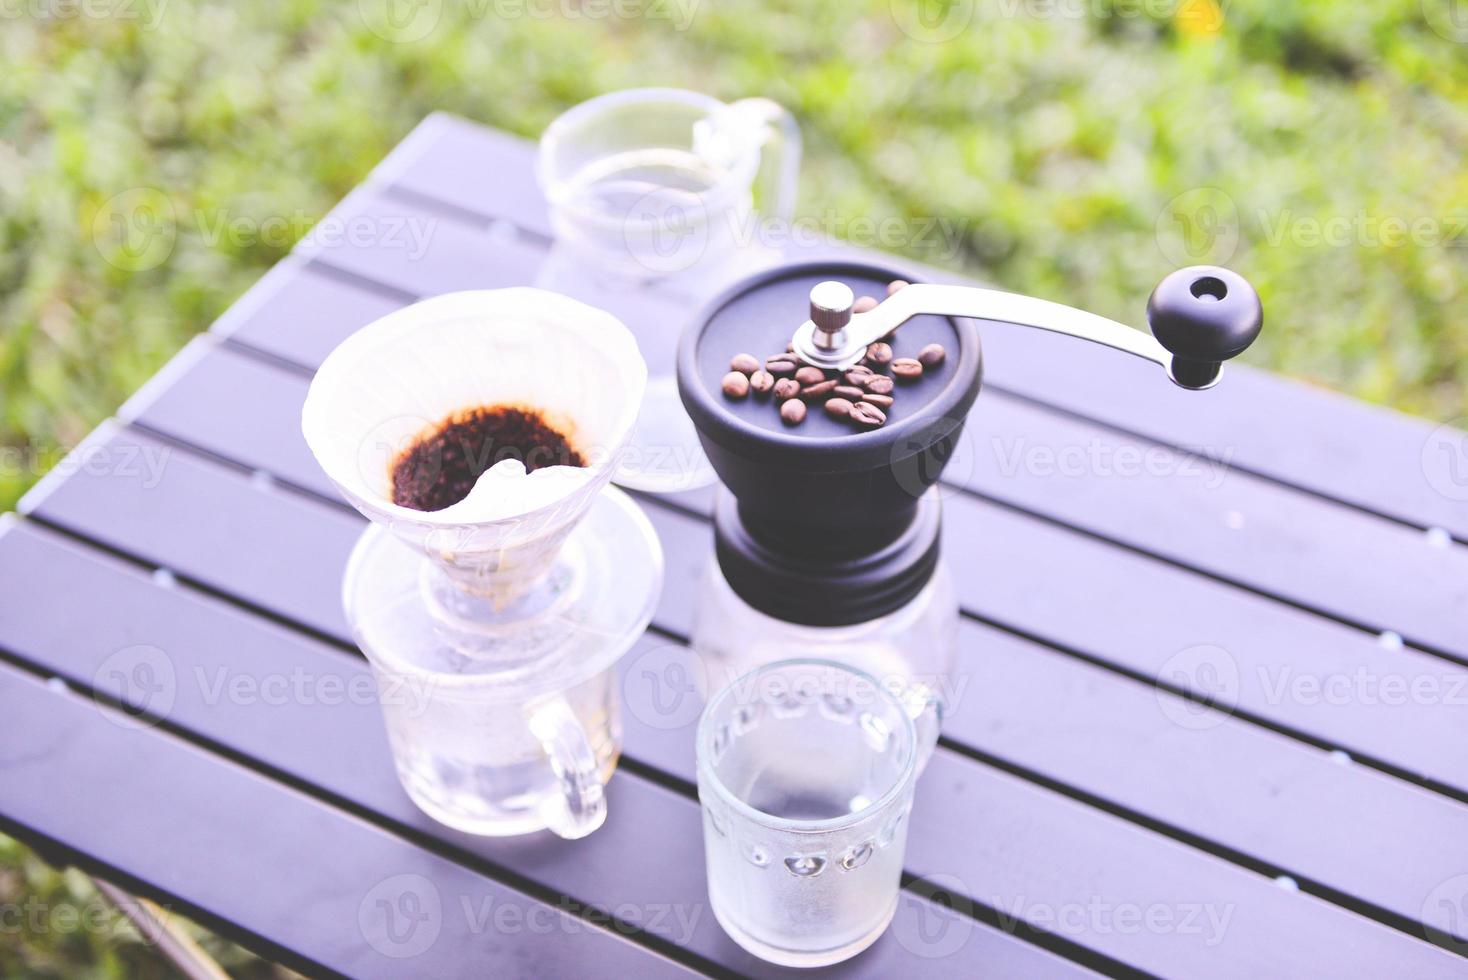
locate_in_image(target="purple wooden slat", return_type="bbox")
[0,658,692,980]
[294,186,544,297]
[0,518,1093,980]
[383,113,1468,541]
[25,399,1468,958]
[947,393,1468,655]
[371,113,554,240]
[19,421,358,641]
[231,194,1468,659]
[613,639,1468,979]
[119,341,1468,797]
[976,318,1468,542]
[212,257,410,368]
[7,520,1462,978]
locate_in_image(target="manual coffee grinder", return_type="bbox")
[677,259,1262,724]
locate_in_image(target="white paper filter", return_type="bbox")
[301,288,646,595]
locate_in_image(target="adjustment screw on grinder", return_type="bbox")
[809,280,855,351]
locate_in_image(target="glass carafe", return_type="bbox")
[537,88,802,494]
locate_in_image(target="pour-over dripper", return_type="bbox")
[302,288,663,840]
[301,288,645,606]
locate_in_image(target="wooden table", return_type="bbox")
[2,114,1466,979]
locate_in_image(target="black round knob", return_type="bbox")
[1147,266,1263,389]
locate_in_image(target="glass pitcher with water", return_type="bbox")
[537,88,802,494]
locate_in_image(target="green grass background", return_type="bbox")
[1,0,1465,972]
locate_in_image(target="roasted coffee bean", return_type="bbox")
[887,279,909,296]
[833,385,866,400]
[765,358,798,378]
[824,397,855,419]
[780,398,807,425]
[730,353,760,374]
[795,365,826,386]
[891,358,923,381]
[801,379,838,399]
[722,371,751,398]
[749,370,775,396]
[773,377,800,400]
[917,344,946,368]
[852,295,879,314]
[850,402,887,428]
[865,342,893,366]
[864,375,894,395]
[844,366,874,385]
[861,393,894,409]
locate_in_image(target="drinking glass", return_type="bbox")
[696,659,940,968]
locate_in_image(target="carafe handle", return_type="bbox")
[713,98,803,222]
[527,695,608,840]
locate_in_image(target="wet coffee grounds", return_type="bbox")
[391,405,586,512]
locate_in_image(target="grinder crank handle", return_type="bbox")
[792,266,1263,390]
